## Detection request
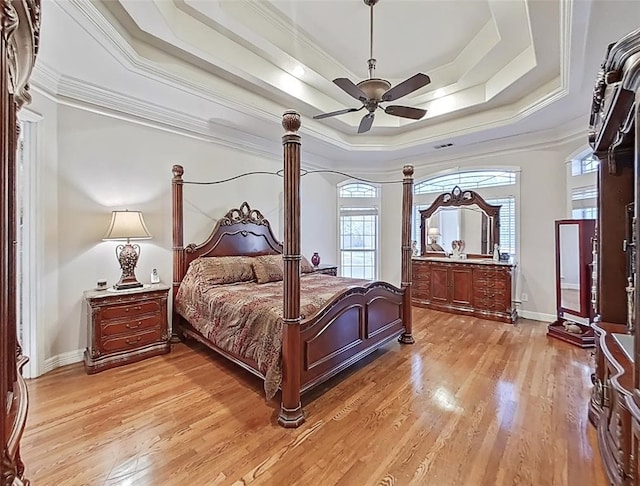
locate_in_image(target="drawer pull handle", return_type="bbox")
[126,336,142,346]
[126,321,142,329]
[125,306,142,313]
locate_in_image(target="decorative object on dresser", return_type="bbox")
[84,284,171,374]
[1,0,41,484]
[586,27,640,486]
[311,252,321,267]
[103,210,153,290]
[412,257,516,323]
[310,264,338,276]
[171,113,416,427]
[547,219,596,347]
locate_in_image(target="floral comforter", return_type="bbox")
[175,272,369,399]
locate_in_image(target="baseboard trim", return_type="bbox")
[43,349,84,374]
[519,310,556,323]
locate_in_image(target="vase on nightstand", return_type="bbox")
[311,252,321,267]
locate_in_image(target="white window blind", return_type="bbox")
[486,197,516,256]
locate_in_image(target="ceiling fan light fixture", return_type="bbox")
[312,0,431,133]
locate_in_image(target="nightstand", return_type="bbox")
[311,264,338,276]
[83,283,171,374]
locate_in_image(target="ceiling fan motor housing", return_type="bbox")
[357,78,392,102]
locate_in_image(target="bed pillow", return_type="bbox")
[189,256,255,285]
[252,254,284,284]
[300,255,315,274]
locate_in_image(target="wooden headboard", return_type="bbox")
[171,165,283,305]
[185,202,282,261]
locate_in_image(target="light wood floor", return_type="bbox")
[22,308,606,486]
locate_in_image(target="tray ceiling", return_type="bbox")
[30,0,640,169]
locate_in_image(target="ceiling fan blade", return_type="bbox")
[381,73,431,102]
[358,113,375,133]
[334,78,368,102]
[313,106,364,120]
[384,105,427,120]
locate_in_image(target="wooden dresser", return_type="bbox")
[84,284,171,374]
[412,257,516,323]
[1,0,40,483]
[587,27,640,486]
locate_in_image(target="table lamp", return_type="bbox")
[103,210,152,290]
[428,227,441,243]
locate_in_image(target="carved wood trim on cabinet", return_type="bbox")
[1,0,40,484]
[83,285,171,374]
[412,259,516,324]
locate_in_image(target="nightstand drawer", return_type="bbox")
[101,328,163,353]
[101,300,160,320]
[102,314,162,337]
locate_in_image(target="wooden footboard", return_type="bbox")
[299,282,405,393]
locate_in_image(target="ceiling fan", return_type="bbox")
[313,0,431,134]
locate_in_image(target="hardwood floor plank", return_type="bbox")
[21,308,606,486]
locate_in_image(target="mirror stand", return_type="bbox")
[547,219,597,347]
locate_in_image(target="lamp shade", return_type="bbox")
[428,227,441,237]
[103,210,152,241]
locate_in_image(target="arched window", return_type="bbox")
[413,170,518,256]
[339,183,378,198]
[414,170,516,195]
[338,182,379,279]
[569,152,598,219]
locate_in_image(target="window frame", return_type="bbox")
[337,182,380,279]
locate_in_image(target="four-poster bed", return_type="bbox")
[172,110,415,427]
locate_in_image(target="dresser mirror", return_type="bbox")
[419,186,501,257]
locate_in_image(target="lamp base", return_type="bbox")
[114,243,143,290]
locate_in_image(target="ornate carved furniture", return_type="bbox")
[83,284,171,374]
[413,186,515,323]
[171,111,415,428]
[587,27,640,486]
[1,0,40,484]
[412,257,516,323]
[310,264,338,276]
[419,186,501,257]
[547,219,596,347]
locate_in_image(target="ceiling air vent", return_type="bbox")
[434,142,454,150]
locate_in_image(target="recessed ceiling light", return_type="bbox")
[292,66,305,78]
[433,88,446,98]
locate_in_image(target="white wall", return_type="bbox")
[30,98,335,366]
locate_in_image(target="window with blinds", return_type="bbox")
[486,197,516,255]
[338,183,379,279]
[571,186,598,219]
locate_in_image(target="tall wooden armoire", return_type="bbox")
[1,1,40,484]
[588,27,640,486]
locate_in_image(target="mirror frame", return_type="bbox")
[419,186,501,256]
[555,219,596,320]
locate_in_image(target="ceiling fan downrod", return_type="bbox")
[365,0,379,79]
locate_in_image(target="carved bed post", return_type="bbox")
[399,165,415,344]
[278,110,305,428]
[171,164,185,342]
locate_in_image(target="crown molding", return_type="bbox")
[31,63,334,169]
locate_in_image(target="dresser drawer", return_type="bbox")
[101,328,163,353]
[101,314,162,337]
[100,300,160,320]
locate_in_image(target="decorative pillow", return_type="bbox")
[252,254,284,284]
[189,256,255,285]
[300,255,314,274]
